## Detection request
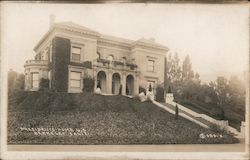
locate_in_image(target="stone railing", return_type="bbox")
[24,60,49,67]
[167,101,241,136]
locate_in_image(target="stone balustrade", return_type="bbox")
[24,60,49,67]
[93,58,138,71]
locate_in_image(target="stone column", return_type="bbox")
[122,72,126,95]
[134,74,139,95]
[93,69,97,91]
[107,70,112,94]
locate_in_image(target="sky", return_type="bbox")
[1,3,249,83]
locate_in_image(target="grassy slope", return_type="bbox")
[8,91,238,144]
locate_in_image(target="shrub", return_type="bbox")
[139,86,146,95]
[149,84,152,92]
[168,85,172,93]
[156,86,165,102]
[39,78,50,91]
[83,77,95,92]
[83,61,92,69]
[209,124,228,134]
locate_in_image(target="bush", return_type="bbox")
[39,78,50,91]
[156,86,165,102]
[83,77,95,92]
[139,86,146,95]
[83,61,92,69]
[14,74,25,90]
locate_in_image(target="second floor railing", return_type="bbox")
[24,60,49,66]
[93,58,138,71]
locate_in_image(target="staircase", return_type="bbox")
[152,100,242,138]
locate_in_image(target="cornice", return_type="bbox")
[97,40,131,51]
[132,42,168,52]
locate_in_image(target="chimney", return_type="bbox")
[150,37,155,42]
[49,14,55,28]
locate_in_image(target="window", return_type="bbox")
[71,47,81,61]
[70,71,81,88]
[147,60,155,71]
[32,72,39,88]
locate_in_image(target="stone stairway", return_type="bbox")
[152,101,242,138]
[162,103,212,127]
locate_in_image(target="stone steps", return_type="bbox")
[161,103,214,127]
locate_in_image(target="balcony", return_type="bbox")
[93,58,138,71]
[24,60,49,67]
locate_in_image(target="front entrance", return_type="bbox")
[126,74,134,96]
[97,71,107,93]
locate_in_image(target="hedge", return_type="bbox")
[83,77,95,92]
[156,86,165,102]
[39,78,49,91]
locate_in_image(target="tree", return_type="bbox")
[148,83,152,92]
[215,76,229,106]
[8,69,18,91]
[227,76,245,107]
[165,52,182,86]
[15,73,25,90]
[181,55,194,81]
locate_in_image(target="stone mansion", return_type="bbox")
[24,18,168,95]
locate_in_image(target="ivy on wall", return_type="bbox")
[51,37,71,92]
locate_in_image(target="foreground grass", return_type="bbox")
[8,90,239,144]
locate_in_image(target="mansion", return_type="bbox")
[24,18,168,95]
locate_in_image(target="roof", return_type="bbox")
[132,38,168,50]
[34,21,168,52]
[54,21,99,35]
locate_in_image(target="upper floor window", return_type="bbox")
[147,60,155,72]
[31,72,39,88]
[71,47,81,61]
[70,71,81,88]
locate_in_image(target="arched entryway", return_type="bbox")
[112,73,121,95]
[126,74,134,96]
[97,71,107,93]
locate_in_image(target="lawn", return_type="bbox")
[8,90,239,144]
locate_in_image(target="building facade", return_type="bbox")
[24,20,168,95]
